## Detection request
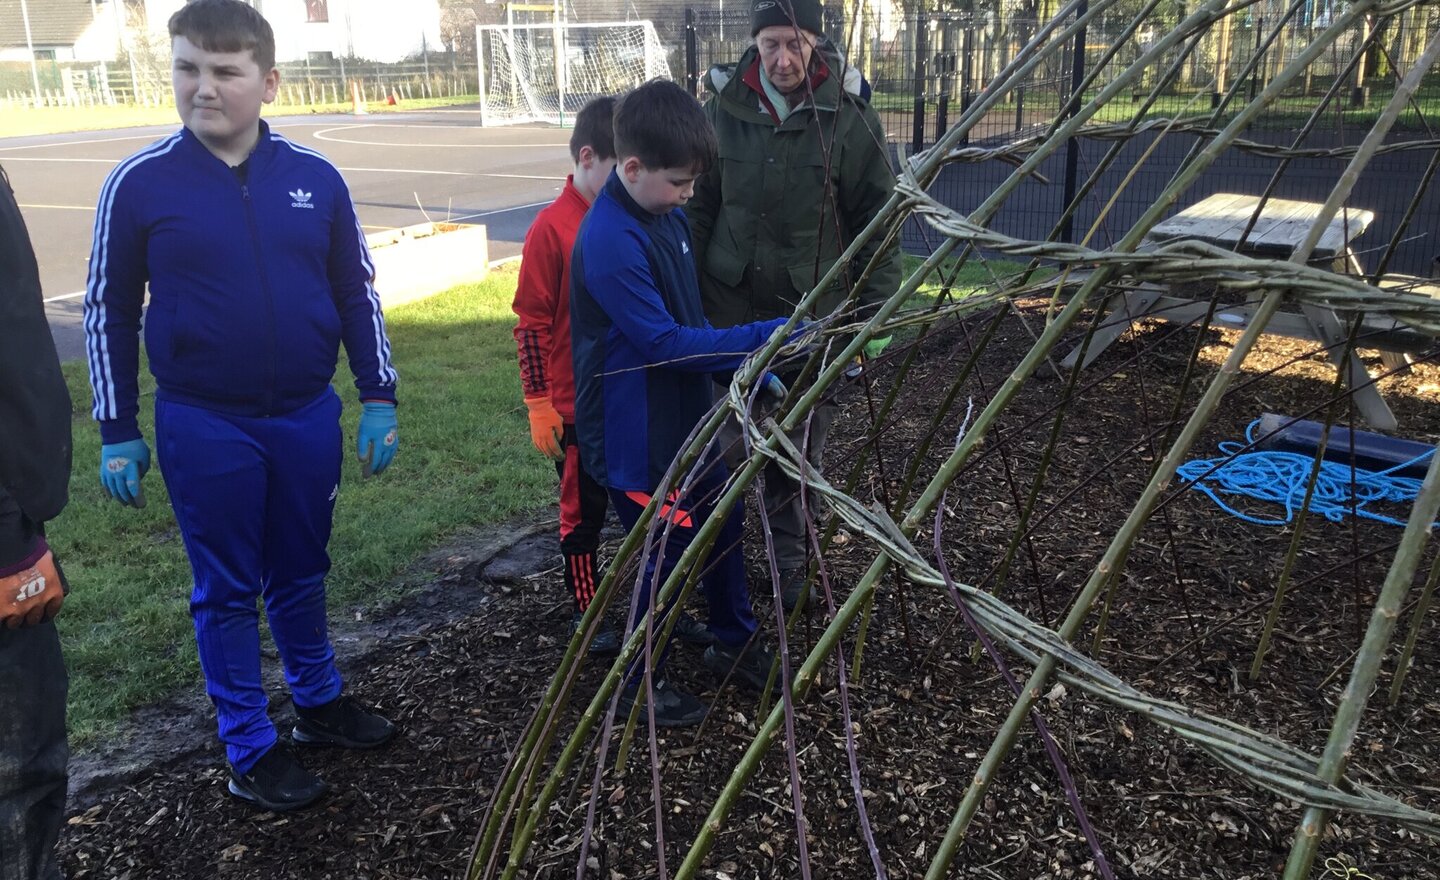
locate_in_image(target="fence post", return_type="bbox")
[1351,13,1372,107]
[1248,17,1263,102]
[1059,0,1088,245]
[685,8,699,97]
[960,23,974,145]
[934,22,950,147]
[911,16,929,157]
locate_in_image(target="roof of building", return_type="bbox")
[0,0,97,49]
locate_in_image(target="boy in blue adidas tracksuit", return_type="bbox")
[571,80,792,727]
[84,0,397,812]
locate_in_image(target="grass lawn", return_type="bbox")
[904,252,1032,298]
[50,264,556,745]
[0,95,480,139]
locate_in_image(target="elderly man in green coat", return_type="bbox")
[688,0,900,611]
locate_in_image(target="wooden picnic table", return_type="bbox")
[1062,192,1398,430]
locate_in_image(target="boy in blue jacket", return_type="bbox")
[571,79,790,727]
[84,0,397,812]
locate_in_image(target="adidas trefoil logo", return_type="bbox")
[289,188,314,209]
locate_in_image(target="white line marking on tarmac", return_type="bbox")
[313,124,567,148]
[480,173,567,180]
[44,290,86,302]
[448,200,553,222]
[4,156,552,179]
[0,132,164,152]
[0,120,379,153]
[20,203,94,211]
[334,165,474,176]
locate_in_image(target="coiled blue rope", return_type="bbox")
[1176,419,1436,527]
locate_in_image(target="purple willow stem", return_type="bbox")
[744,380,814,880]
[932,410,1116,880]
[797,415,889,879]
[575,416,726,879]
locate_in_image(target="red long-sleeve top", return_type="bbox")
[512,176,589,421]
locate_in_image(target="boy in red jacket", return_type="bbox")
[513,97,644,654]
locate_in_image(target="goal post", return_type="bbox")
[475,21,672,127]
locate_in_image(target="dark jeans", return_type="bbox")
[609,468,759,662]
[0,621,67,880]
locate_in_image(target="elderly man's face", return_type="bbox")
[755,25,817,95]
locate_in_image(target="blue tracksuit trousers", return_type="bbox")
[156,389,345,774]
[608,468,758,662]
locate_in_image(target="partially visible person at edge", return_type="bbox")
[512,96,716,657]
[569,79,792,727]
[83,0,398,814]
[687,0,900,612]
[0,164,72,880]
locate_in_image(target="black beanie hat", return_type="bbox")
[751,0,823,36]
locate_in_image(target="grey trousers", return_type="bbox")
[0,622,67,880]
[717,384,838,572]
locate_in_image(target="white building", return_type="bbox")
[142,0,444,63]
[1,0,443,65]
[0,0,122,63]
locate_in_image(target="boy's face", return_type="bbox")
[621,157,700,215]
[172,35,279,160]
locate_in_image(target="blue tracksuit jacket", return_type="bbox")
[570,171,786,492]
[85,121,397,443]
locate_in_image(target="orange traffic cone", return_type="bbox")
[387,92,397,106]
[350,80,368,116]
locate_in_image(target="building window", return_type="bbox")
[306,0,329,22]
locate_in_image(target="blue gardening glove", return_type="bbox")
[99,439,151,508]
[863,335,893,360]
[761,372,788,404]
[357,401,398,477]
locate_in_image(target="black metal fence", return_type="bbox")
[684,5,1440,278]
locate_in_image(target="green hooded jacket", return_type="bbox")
[688,42,900,331]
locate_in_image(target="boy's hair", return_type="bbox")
[613,80,717,173]
[169,0,277,73]
[569,96,617,163]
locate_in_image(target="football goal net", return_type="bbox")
[476,21,672,126]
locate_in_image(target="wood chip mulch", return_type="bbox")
[59,293,1440,880]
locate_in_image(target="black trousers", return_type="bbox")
[0,621,67,880]
[556,425,610,612]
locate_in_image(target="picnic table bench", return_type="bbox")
[1061,192,1404,430]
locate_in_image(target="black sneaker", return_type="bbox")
[293,694,397,749]
[704,641,783,696]
[778,567,818,613]
[671,611,715,646]
[615,678,707,727]
[228,742,328,812]
[572,611,621,656]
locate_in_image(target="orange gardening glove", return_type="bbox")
[1,549,66,629]
[523,396,565,460]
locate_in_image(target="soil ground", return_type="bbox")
[57,294,1440,880]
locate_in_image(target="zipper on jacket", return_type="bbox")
[241,183,279,414]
